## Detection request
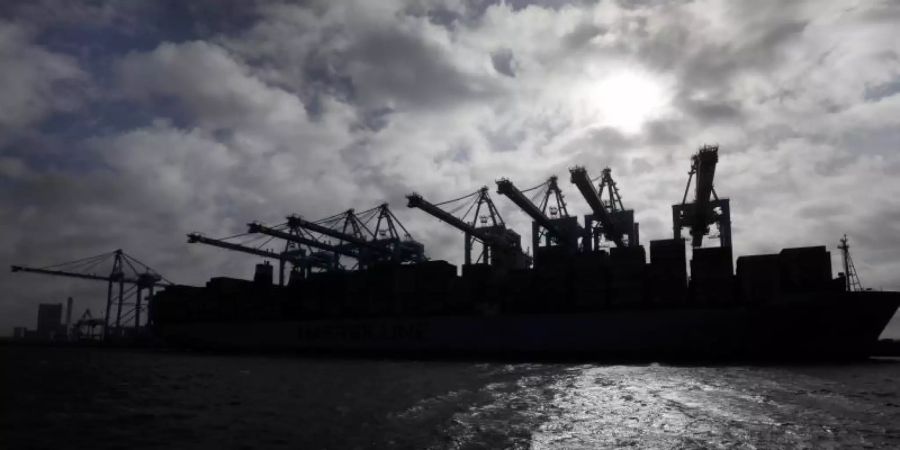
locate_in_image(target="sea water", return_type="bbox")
[2,346,899,449]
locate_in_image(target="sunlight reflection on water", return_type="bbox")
[525,364,900,449]
[441,363,900,449]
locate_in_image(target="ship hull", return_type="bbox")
[155,291,899,361]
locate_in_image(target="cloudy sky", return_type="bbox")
[1,0,898,337]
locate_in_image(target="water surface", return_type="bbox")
[2,346,898,449]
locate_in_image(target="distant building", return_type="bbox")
[13,327,27,338]
[37,303,64,340]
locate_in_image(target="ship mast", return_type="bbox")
[838,234,863,292]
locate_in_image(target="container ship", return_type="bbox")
[150,147,900,360]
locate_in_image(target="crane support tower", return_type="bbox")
[672,145,732,248]
[11,249,169,339]
[496,176,582,266]
[570,166,638,249]
[370,204,426,263]
[596,167,639,249]
[407,187,529,270]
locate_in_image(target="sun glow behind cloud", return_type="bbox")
[573,68,672,134]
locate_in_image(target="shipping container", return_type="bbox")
[736,254,780,303]
[649,239,687,305]
[779,246,832,294]
[609,246,647,306]
[690,247,733,280]
[690,246,734,304]
[692,276,735,305]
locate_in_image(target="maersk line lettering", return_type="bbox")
[297,322,425,342]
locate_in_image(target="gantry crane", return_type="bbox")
[11,249,169,339]
[408,187,529,270]
[187,232,325,286]
[247,205,423,272]
[672,145,732,248]
[596,167,639,248]
[285,210,391,269]
[248,222,352,269]
[570,166,638,249]
[369,204,426,263]
[283,206,425,267]
[496,176,582,265]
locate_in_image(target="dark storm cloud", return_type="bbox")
[356,107,396,132]
[344,28,496,109]
[491,48,517,77]
[675,26,800,88]
[626,6,809,125]
[839,128,900,158]
[615,0,681,10]
[220,3,503,119]
[562,22,607,50]
[404,0,495,29]
[1,0,263,57]
[300,51,357,117]
[643,119,686,146]
[677,96,744,123]
[2,0,900,335]
[864,76,900,102]
[406,0,592,30]
[0,22,88,134]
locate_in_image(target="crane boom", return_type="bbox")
[496,179,567,243]
[691,148,717,240]
[569,166,625,247]
[247,223,360,258]
[187,233,305,264]
[406,193,512,249]
[286,214,390,254]
[10,265,164,286]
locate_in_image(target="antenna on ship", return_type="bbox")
[838,234,863,292]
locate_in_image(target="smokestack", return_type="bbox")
[65,297,73,338]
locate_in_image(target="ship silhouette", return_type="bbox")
[150,147,900,360]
